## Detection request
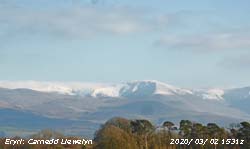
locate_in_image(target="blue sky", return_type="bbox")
[1,0,250,88]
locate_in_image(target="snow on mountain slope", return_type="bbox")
[152,80,193,95]
[91,85,121,97]
[0,80,194,98]
[0,80,228,100]
[194,88,225,101]
[0,81,105,96]
[119,80,193,97]
[202,89,225,100]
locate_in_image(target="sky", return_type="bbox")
[0,0,250,88]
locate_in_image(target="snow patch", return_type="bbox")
[202,89,224,100]
[91,85,121,98]
[153,80,193,95]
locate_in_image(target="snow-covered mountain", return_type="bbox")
[0,80,222,99]
[0,80,249,137]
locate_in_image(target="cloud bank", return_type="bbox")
[156,31,250,51]
[0,2,170,39]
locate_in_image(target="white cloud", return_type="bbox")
[0,3,170,39]
[156,31,250,51]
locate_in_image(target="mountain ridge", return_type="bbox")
[0,80,228,100]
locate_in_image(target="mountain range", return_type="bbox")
[0,80,249,137]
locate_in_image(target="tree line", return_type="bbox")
[93,117,250,149]
[0,117,249,149]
